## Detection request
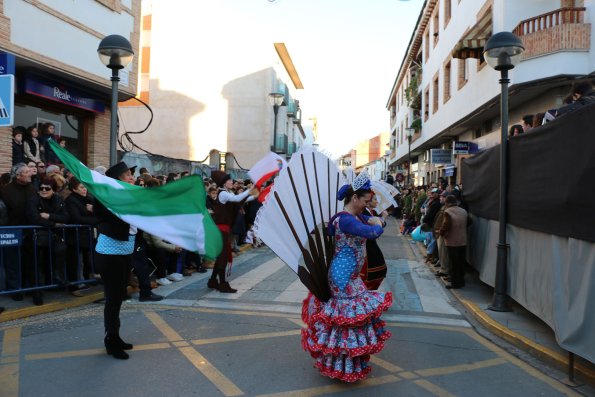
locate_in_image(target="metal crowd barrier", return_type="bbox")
[0,225,97,295]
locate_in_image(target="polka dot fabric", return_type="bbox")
[301,213,393,382]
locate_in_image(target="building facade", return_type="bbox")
[386,0,593,186]
[0,0,141,173]
[118,0,306,172]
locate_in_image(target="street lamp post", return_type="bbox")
[268,92,284,153]
[97,35,134,166]
[483,32,525,312]
[405,128,415,186]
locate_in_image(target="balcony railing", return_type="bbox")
[513,7,586,36]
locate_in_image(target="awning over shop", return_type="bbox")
[452,12,492,60]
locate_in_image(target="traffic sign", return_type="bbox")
[0,74,14,127]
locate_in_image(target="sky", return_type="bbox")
[225,0,425,158]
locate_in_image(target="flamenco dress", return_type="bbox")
[301,212,393,382]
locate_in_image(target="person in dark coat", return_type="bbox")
[95,162,137,360]
[0,164,35,300]
[12,126,26,166]
[26,176,70,305]
[65,177,99,294]
[360,194,388,290]
[208,171,257,293]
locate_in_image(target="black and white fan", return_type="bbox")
[253,146,345,302]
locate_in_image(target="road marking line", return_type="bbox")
[274,278,308,303]
[145,310,184,341]
[413,379,458,397]
[385,321,469,331]
[254,374,400,397]
[370,356,404,372]
[178,346,244,397]
[25,343,172,361]
[0,327,21,397]
[207,257,285,300]
[146,311,244,396]
[407,260,460,315]
[462,329,584,397]
[192,330,301,345]
[415,357,506,377]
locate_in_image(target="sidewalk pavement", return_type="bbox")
[415,239,595,387]
[1,223,594,388]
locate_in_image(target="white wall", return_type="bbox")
[5,0,135,86]
[120,0,302,167]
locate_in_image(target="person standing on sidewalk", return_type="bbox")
[438,195,471,289]
[95,162,137,360]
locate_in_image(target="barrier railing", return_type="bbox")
[0,225,97,295]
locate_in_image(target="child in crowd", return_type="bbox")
[12,126,26,165]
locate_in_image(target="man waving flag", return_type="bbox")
[49,140,222,259]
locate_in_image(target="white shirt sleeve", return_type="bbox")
[218,189,251,204]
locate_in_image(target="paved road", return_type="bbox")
[0,219,584,396]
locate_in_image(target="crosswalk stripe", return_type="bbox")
[207,256,285,300]
[274,277,307,303]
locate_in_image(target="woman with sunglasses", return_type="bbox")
[25,176,70,305]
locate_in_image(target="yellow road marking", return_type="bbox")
[255,374,401,397]
[386,322,467,332]
[0,327,21,397]
[370,356,404,372]
[145,310,184,341]
[398,371,419,380]
[415,357,506,377]
[147,311,244,396]
[25,343,171,361]
[192,330,301,345]
[462,329,584,397]
[414,379,459,397]
[178,346,244,397]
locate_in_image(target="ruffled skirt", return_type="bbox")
[301,286,393,382]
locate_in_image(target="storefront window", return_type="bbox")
[14,103,84,161]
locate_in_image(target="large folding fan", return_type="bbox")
[253,146,345,302]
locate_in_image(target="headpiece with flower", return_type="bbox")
[337,171,371,200]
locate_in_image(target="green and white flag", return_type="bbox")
[49,140,222,259]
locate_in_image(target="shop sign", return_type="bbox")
[0,229,22,247]
[453,141,479,155]
[430,149,452,164]
[0,52,16,75]
[444,164,456,177]
[24,73,105,113]
[0,74,15,127]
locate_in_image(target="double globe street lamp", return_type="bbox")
[405,128,415,187]
[97,35,134,165]
[268,92,284,153]
[483,31,525,312]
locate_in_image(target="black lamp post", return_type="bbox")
[268,92,284,153]
[97,35,134,165]
[405,128,415,186]
[483,32,524,312]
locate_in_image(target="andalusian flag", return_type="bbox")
[49,140,222,259]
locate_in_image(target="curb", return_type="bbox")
[0,291,104,323]
[0,246,257,324]
[454,294,595,386]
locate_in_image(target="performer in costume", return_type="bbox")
[208,171,257,293]
[95,162,137,360]
[301,172,393,382]
[359,193,388,290]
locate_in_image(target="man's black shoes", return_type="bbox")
[139,293,164,302]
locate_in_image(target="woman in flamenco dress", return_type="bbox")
[301,174,393,382]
